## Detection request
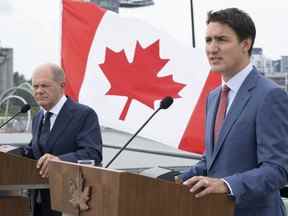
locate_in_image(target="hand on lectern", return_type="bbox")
[37,153,61,178]
[183,176,229,198]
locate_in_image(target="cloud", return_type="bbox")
[0,1,13,15]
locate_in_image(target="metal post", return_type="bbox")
[190,0,196,48]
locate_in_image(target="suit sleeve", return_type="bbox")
[19,116,39,159]
[58,108,103,165]
[19,141,35,158]
[179,153,208,181]
[224,88,288,204]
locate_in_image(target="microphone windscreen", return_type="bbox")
[160,96,173,109]
[20,104,31,113]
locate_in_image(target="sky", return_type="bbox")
[0,0,288,79]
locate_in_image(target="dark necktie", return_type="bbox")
[214,85,230,144]
[38,111,53,154]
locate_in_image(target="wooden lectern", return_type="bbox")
[0,152,48,216]
[48,160,235,216]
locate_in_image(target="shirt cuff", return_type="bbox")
[221,178,234,195]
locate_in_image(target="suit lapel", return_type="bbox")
[208,69,258,170]
[45,99,74,153]
[32,111,44,158]
[206,88,221,161]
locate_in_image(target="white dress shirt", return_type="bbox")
[222,63,253,114]
[42,95,67,131]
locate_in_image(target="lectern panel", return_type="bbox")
[48,160,235,216]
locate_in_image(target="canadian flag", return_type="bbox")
[61,0,220,154]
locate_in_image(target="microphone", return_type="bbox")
[160,96,173,109]
[105,96,174,168]
[20,104,31,113]
[0,104,31,129]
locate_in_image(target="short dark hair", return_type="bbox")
[207,8,256,56]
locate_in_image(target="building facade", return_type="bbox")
[281,56,288,73]
[251,48,273,73]
[265,72,288,91]
[251,48,288,91]
[0,47,13,95]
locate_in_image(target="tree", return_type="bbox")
[13,71,27,86]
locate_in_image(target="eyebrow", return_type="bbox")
[206,35,231,43]
[206,35,228,39]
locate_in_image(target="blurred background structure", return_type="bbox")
[0,45,36,133]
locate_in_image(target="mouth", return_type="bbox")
[37,97,48,102]
[209,56,222,64]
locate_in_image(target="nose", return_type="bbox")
[34,87,43,95]
[206,40,219,54]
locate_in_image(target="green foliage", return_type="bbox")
[13,71,27,87]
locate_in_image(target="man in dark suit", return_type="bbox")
[180,8,288,216]
[22,63,103,216]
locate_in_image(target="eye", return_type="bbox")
[41,84,49,88]
[216,36,227,42]
[205,37,212,43]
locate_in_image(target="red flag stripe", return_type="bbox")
[61,0,105,101]
[179,72,221,154]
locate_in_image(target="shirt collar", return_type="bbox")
[42,95,67,116]
[222,63,253,93]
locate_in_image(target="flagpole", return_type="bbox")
[190,0,196,48]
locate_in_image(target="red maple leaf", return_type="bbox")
[99,40,186,120]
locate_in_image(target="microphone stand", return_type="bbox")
[105,107,161,168]
[0,111,22,129]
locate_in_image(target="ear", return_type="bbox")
[240,38,252,54]
[60,81,65,88]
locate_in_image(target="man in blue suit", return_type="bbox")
[22,63,103,216]
[180,8,288,216]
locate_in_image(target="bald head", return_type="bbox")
[33,63,65,83]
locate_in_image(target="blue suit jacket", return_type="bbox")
[23,98,102,164]
[181,68,288,216]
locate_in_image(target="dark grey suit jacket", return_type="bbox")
[23,97,102,163]
[181,68,288,216]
